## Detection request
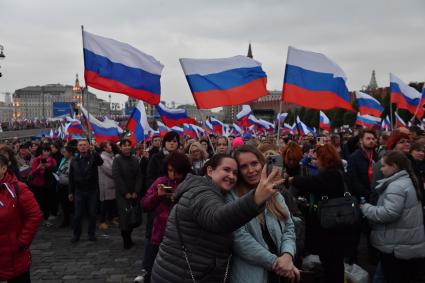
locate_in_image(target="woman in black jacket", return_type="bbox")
[112,139,141,249]
[151,154,283,283]
[290,144,359,283]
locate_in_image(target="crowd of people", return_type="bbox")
[0,126,424,283]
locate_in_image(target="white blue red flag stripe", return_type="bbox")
[319,111,331,131]
[381,116,391,131]
[157,121,170,138]
[171,126,184,135]
[394,112,407,128]
[355,91,384,117]
[282,46,353,111]
[179,56,268,109]
[296,116,314,136]
[236,105,253,127]
[82,30,164,105]
[231,123,243,136]
[356,113,381,129]
[276,113,288,123]
[183,124,198,139]
[390,73,423,118]
[155,103,196,127]
[65,117,85,135]
[126,101,153,143]
[81,106,122,142]
[210,117,225,135]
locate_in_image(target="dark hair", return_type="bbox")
[162,131,180,148]
[164,152,191,177]
[382,150,422,201]
[359,129,377,139]
[120,139,132,146]
[51,141,61,151]
[203,153,234,172]
[0,145,18,168]
[410,142,424,153]
[41,144,51,152]
[0,154,9,167]
[64,145,75,155]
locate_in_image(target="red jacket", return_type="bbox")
[141,176,180,245]
[0,171,43,280]
[30,156,56,187]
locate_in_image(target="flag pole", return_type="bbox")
[80,25,92,143]
[390,101,394,131]
[276,101,283,146]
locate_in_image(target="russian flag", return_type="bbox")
[356,113,381,129]
[82,30,164,105]
[179,55,268,109]
[283,123,297,135]
[231,123,243,136]
[192,124,205,138]
[296,116,314,136]
[155,103,196,127]
[236,105,253,127]
[394,112,407,128]
[282,46,353,111]
[171,126,184,135]
[210,117,225,135]
[276,113,288,124]
[157,121,169,138]
[257,118,274,131]
[65,117,86,135]
[355,91,384,117]
[319,111,331,131]
[381,116,391,131]
[205,119,213,133]
[126,101,154,143]
[390,73,423,118]
[183,124,198,139]
[81,106,123,143]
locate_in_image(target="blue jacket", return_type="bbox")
[226,191,296,283]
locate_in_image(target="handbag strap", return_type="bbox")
[175,205,232,283]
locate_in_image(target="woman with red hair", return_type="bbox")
[289,144,358,283]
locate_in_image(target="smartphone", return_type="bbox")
[266,155,283,176]
[163,186,173,193]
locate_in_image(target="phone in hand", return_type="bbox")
[266,155,283,176]
[162,186,173,193]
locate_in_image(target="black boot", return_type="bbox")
[122,231,133,249]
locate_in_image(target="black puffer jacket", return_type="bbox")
[151,174,265,283]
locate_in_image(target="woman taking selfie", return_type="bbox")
[151,154,283,283]
[361,150,425,283]
[230,145,299,283]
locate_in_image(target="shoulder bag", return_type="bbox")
[317,171,360,230]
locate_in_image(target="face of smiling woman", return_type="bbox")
[207,157,238,192]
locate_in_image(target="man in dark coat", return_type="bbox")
[347,129,378,202]
[68,139,103,243]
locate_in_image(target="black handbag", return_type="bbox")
[125,200,142,229]
[317,171,360,230]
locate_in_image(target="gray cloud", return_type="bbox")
[1,0,424,105]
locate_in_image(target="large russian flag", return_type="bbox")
[179,55,268,109]
[390,73,423,118]
[155,103,196,127]
[126,101,153,143]
[282,46,353,111]
[319,111,331,131]
[81,106,123,143]
[82,30,164,105]
[355,113,381,129]
[355,91,384,117]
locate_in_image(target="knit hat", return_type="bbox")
[232,137,244,149]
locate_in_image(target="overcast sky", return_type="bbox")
[1,0,424,107]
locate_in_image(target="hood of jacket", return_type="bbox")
[375,170,409,194]
[175,174,222,201]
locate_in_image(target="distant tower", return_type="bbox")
[367,70,378,90]
[4,92,11,105]
[247,42,253,58]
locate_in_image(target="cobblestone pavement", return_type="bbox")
[30,220,146,283]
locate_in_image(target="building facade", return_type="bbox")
[13,84,109,119]
[0,101,13,122]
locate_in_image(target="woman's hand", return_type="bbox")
[157,184,167,197]
[272,254,300,282]
[254,165,284,205]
